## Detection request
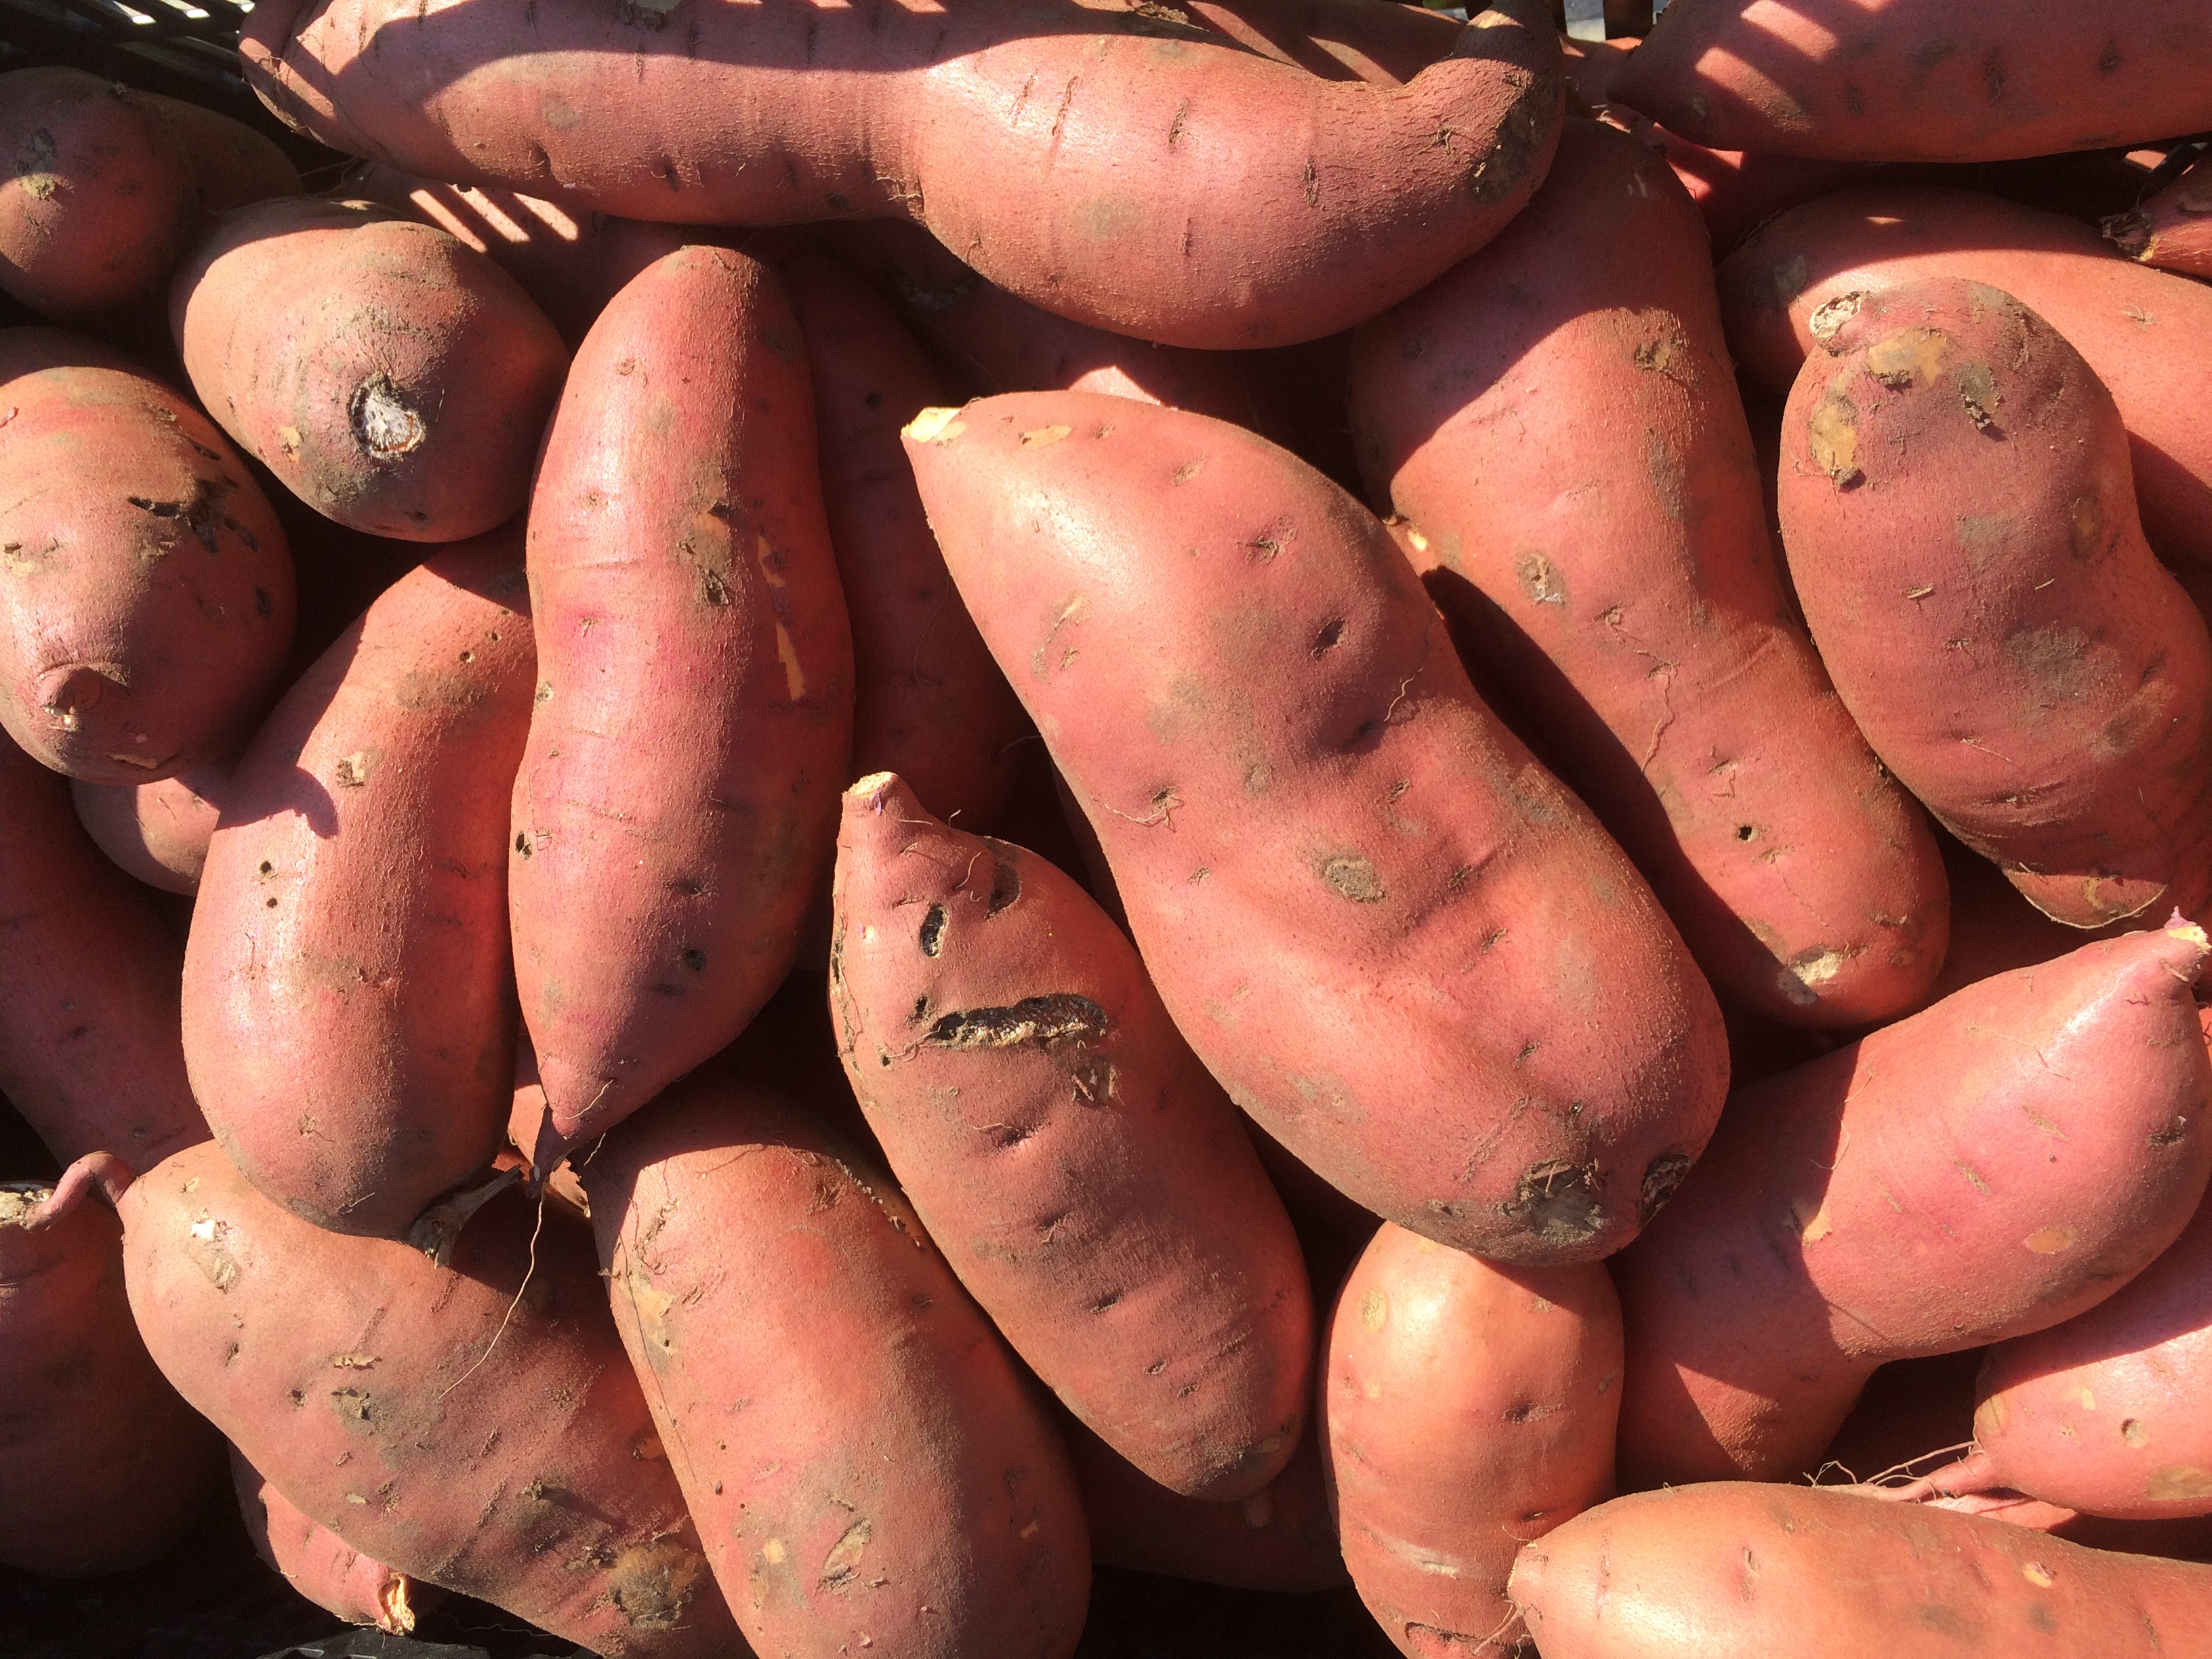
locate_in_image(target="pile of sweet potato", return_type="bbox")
[4,1,2212,1652]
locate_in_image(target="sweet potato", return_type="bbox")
[0,1172,224,1576]
[1612,922,2212,1488]
[905,389,1727,1265]
[171,195,567,541]
[1776,278,2212,927]
[511,247,851,1171]
[0,736,205,1170]
[238,0,1562,350]
[70,764,229,895]
[1610,0,2212,163]
[580,1060,1090,1659]
[830,772,1313,1498]
[100,1143,741,1656]
[232,1445,441,1634]
[2108,155,2212,282]
[1183,0,1462,85]
[1507,1482,2212,1659]
[785,259,1029,832]
[0,328,295,782]
[1324,1222,1620,1657]
[1717,187,2212,569]
[1354,120,1944,1025]
[182,533,533,1237]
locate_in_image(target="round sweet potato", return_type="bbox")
[70,764,229,895]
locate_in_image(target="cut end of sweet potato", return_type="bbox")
[903,406,966,445]
[375,1572,417,1635]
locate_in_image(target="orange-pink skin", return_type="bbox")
[237,0,1562,350]
[2110,155,2212,282]
[113,1141,743,1658]
[830,772,1313,1499]
[140,94,301,216]
[70,764,229,895]
[510,247,852,1170]
[1324,1223,1620,1658]
[1183,0,1461,85]
[786,258,1029,832]
[171,195,568,542]
[581,1065,1090,1659]
[0,328,295,783]
[232,1446,441,1633]
[1507,1481,2212,1659]
[1354,120,1946,1027]
[1610,0,2212,163]
[1719,186,2212,570]
[1777,279,2212,927]
[182,533,533,1237]
[1612,926,2212,1489]
[0,737,205,1170]
[0,1174,223,1577]
[1065,1415,1347,1592]
[905,389,1727,1265]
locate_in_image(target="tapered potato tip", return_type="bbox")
[841,770,930,838]
[27,1151,137,1229]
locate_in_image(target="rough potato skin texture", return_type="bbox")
[183,535,533,1237]
[904,390,1729,1265]
[1353,121,1945,1025]
[0,738,205,1170]
[830,773,1313,1498]
[116,1143,743,1658]
[233,1446,437,1634]
[2109,156,2212,283]
[0,329,295,783]
[512,247,852,1168]
[0,1179,224,1576]
[71,764,228,895]
[787,260,1029,830]
[1717,187,2212,571]
[1610,0,2212,164]
[1612,924,2212,1489]
[237,0,1563,350]
[1776,279,2212,927]
[1509,1482,2212,1658]
[1323,1223,1620,1658]
[171,196,568,542]
[580,1066,1090,1659]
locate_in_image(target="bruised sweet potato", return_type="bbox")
[171,195,567,541]
[0,1172,223,1576]
[1507,1482,2212,1658]
[1612,923,2212,1488]
[1610,0,2212,163]
[238,0,1563,350]
[102,1141,742,1656]
[580,1060,1090,1659]
[905,389,1728,1265]
[0,327,294,783]
[71,763,229,895]
[2108,155,2212,282]
[1354,120,1944,1025]
[1323,1223,1620,1657]
[182,533,533,1237]
[1776,278,2212,927]
[233,1445,441,1634]
[830,773,1312,1498]
[511,247,851,1170]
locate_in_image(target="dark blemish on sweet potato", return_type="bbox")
[922,994,1108,1049]
[1809,387,1863,487]
[919,903,946,956]
[1639,1152,1691,1223]
[2098,41,2123,73]
[1982,48,2005,101]
[1313,618,1346,655]
[1090,1290,1123,1313]
[1467,64,1549,204]
[1513,548,1565,607]
[254,587,272,618]
[987,858,1021,914]
[1318,855,1384,904]
[350,374,426,461]
[514,833,531,859]
[817,1519,872,1591]
[1166,99,1187,147]
[330,1387,374,1427]
[1500,1160,1604,1247]
[679,948,705,972]
[607,1537,707,1628]
[1958,361,1999,430]
[1302,159,1319,208]
[2150,1118,2188,1147]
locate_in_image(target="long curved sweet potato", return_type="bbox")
[237,0,1563,350]
[904,390,1728,1264]
[512,246,851,1171]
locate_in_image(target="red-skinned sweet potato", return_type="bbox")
[71,763,229,895]
[237,0,1563,350]
[0,1172,224,1576]
[1776,278,2212,927]
[1183,0,1462,85]
[1718,187,2212,569]
[97,1142,743,1656]
[1612,922,2212,1488]
[785,258,1029,831]
[171,195,567,542]
[830,772,1313,1498]
[2108,155,2212,282]
[580,1059,1090,1659]
[511,246,851,1171]
[1354,120,1945,1025]
[905,389,1728,1265]
[1324,1222,1620,1657]
[182,533,533,1237]
[233,1445,441,1634]
[0,327,295,783]
[1507,1482,2212,1659]
[1610,0,2212,163]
